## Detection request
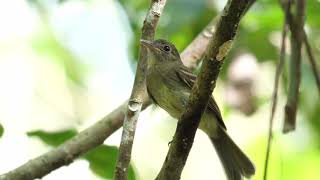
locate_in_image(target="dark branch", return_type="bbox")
[283,0,305,133]
[156,0,255,179]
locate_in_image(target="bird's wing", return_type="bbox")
[176,65,226,130]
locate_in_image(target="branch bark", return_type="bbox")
[0,11,219,180]
[283,0,305,133]
[156,0,255,179]
[114,0,167,179]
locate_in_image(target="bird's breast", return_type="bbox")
[146,66,219,136]
[146,68,187,119]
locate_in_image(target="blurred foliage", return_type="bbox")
[305,0,320,27]
[300,63,320,147]
[0,123,3,138]
[29,1,89,86]
[307,101,320,148]
[31,27,88,86]
[83,145,136,180]
[119,0,217,67]
[221,2,284,78]
[6,0,318,179]
[247,134,320,180]
[119,0,320,81]
[27,129,77,147]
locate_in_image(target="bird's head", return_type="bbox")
[140,39,181,65]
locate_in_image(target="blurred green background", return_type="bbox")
[0,0,319,179]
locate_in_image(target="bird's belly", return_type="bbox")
[147,79,186,119]
[157,89,186,118]
[147,75,218,137]
[158,90,185,119]
[153,87,218,136]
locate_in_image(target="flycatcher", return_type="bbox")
[141,39,255,180]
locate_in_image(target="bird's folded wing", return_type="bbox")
[176,65,226,130]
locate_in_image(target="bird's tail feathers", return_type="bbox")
[210,128,255,180]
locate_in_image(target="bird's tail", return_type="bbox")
[210,128,255,180]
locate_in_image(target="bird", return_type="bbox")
[141,39,255,180]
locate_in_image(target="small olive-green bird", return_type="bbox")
[141,39,255,180]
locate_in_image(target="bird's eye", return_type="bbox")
[163,45,171,52]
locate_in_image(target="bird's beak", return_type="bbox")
[140,39,152,47]
[140,39,160,53]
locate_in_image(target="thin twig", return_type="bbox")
[303,31,320,94]
[114,1,167,179]
[279,1,319,95]
[263,1,290,178]
[0,12,220,180]
[156,0,255,179]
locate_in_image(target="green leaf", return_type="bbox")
[306,0,320,27]
[83,145,136,180]
[0,123,4,138]
[27,129,77,147]
[247,134,320,180]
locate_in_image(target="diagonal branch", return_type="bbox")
[0,12,219,180]
[303,31,320,94]
[114,0,167,179]
[0,102,128,180]
[156,0,255,179]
